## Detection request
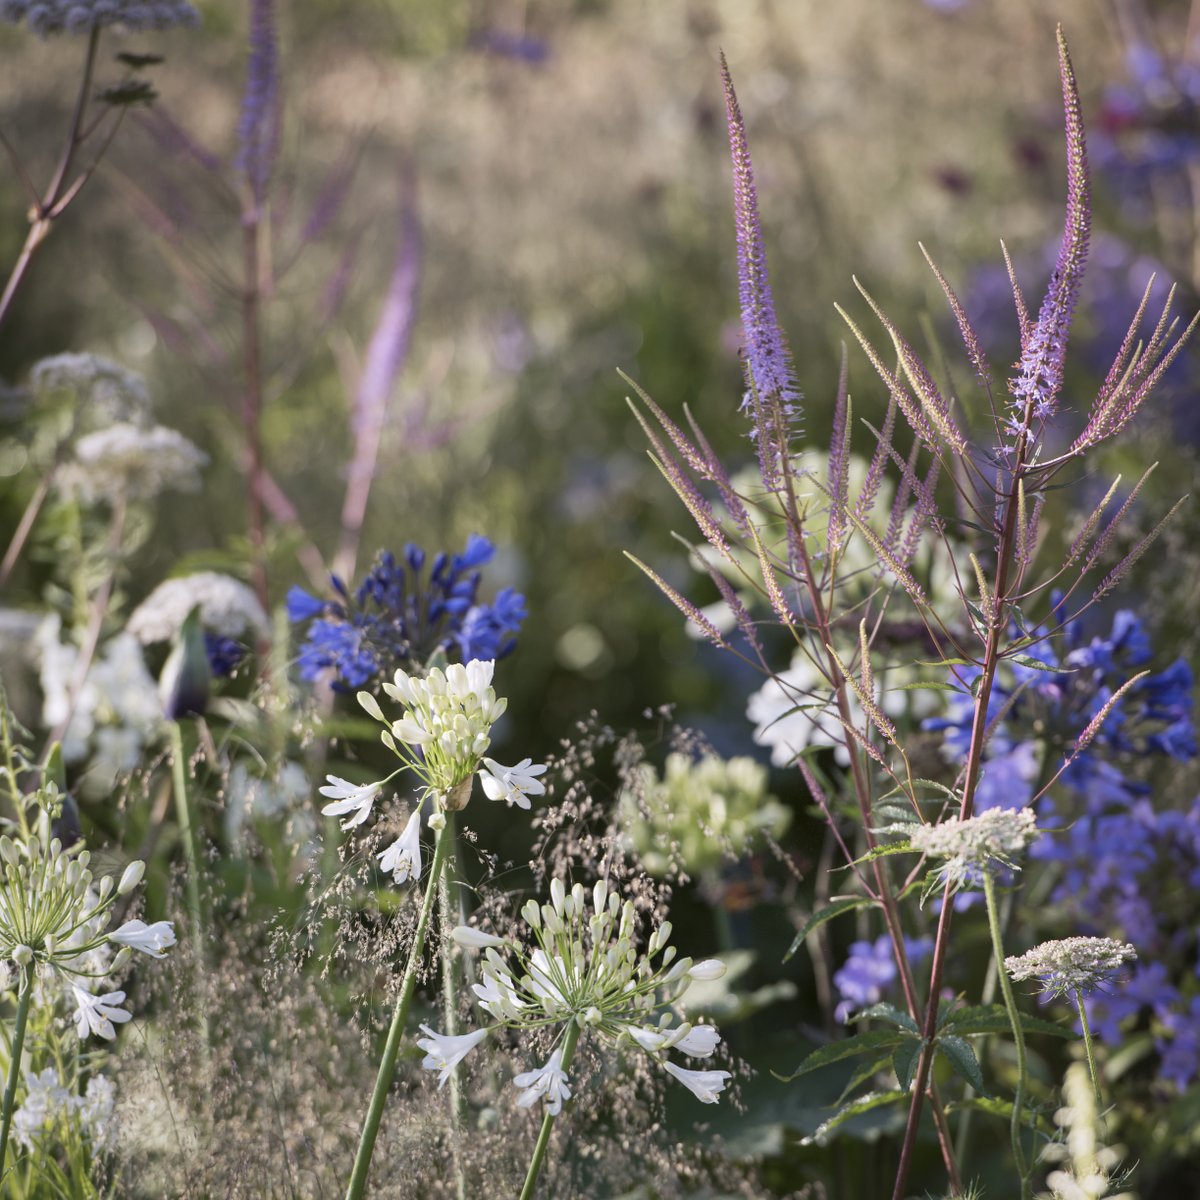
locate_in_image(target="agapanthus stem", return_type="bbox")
[1075,989,1103,1106]
[437,810,468,1200]
[984,871,1031,1200]
[518,1019,581,1200]
[345,817,454,1200]
[168,720,211,1066]
[0,973,33,1173]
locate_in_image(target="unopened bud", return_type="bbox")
[117,861,145,896]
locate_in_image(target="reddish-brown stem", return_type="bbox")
[0,470,53,591]
[891,428,1030,1200]
[0,28,101,330]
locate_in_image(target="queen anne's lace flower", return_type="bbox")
[1005,937,1137,999]
[417,877,732,1111]
[0,0,200,36]
[909,806,1040,891]
[54,423,207,506]
[29,353,151,425]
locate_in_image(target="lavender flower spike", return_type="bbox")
[236,0,281,207]
[1008,26,1090,429]
[720,55,803,476]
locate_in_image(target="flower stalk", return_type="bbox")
[344,814,454,1200]
[0,970,33,1174]
[517,1018,581,1200]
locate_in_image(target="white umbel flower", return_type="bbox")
[108,919,176,958]
[128,572,269,644]
[377,809,423,884]
[513,1046,571,1115]
[318,776,381,830]
[30,353,151,424]
[479,757,547,810]
[55,423,207,505]
[1005,937,1137,999]
[909,806,1039,890]
[416,1024,488,1087]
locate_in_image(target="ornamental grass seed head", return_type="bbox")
[418,877,731,1112]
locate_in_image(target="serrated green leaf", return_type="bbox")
[775,1030,911,1082]
[798,1090,908,1146]
[969,675,985,699]
[835,1052,897,1105]
[1011,654,1072,673]
[891,680,962,693]
[916,657,974,668]
[946,1096,1056,1136]
[852,1003,920,1033]
[785,897,875,962]
[938,1035,986,1094]
[940,1004,1072,1040]
[892,1040,923,1091]
[839,843,914,870]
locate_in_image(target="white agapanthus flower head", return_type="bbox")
[417,877,731,1112]
[1005,937,1137,1000]
[909,806,1040,892]
[55,423,208,506]
[127,572,269,645]
[0,0,199,35]
[0,795,173,1039]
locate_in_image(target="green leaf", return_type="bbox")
[1011,654,1071,673]
[840,843,914,870]
[785,897,875,962]
[940,1004,1072,1040]
[835,1052,897,1105]
[775,1031,911,1082]
[946,1096,1056,1136]
[938,1035,986,1094]
[798,1090,908,1146]
[916,657,974,668]
[891,680,962,693]
[892,1040,923,1091]
[852,1003,919,1034]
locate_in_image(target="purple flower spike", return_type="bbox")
[1008,27,1091,430]
[236,0,281,208]
[720,55,803,483]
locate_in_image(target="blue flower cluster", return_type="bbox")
[927,606,1200,1084]
[926,607,1194,813]
[205,633,247,678]
[833,935,932,1024]
[287,536,527,689]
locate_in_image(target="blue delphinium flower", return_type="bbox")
[925,605,1194,813]
[288,536,526,689]
[833,935,932,1023]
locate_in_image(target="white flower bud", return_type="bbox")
[550,879,566,915]
[117,861,145,896]
[452,927,506,950]
[12,945,33,967]
[428,812,447,832]
[687,959,726,981]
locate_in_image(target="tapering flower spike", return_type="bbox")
[720,53,803,485]
[1007,26,1090,430]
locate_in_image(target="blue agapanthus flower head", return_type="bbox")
[288,536,526,689]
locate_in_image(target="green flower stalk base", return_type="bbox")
[0,973,33,1175]
[344,819,454,1200]
[983,872,1031,1200]
[1075,990,1103,1106]
[518,1019,581,1200]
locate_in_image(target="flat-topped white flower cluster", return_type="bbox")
[909,806,1040,890]
[1005,937,1137,999]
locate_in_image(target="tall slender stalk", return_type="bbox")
[517,1019,581,1200]
[0,973,33,1174]
[1075,990,1103,1106]
[437,810,468,1200]
[345,818,453,1200]
[984,871,1031,1199]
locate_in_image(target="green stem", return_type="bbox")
[0,974,33,1175]
[345,817,454,1200]
[983,872,1030,1200]
[1075,990,1103,1107]
[517,1020,581,1200]
[168,720,211,1068]
[437,810,467,1200]
[168,722,206,960]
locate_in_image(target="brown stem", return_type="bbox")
[0,27,101,330]
[891,431,1030,1200]
[0,470,53,591]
